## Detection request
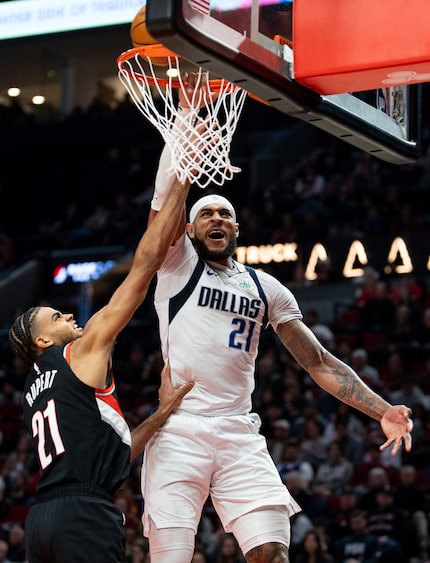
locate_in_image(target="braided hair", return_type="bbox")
[9,307,41,365]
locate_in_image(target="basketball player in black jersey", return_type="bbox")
[8,177,194,563]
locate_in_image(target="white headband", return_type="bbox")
[189,195,236,224]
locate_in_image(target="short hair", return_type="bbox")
[9,307,40,365]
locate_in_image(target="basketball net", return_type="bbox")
[117,46,247,189]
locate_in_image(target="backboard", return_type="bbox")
[144,0,422,165]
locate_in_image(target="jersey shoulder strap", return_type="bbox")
[169,258,205,323]
[245,265,269,328]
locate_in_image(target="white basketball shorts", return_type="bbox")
[141,411,301,535]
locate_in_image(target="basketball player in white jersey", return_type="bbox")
[141,75,413,563]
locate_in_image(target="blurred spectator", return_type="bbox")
[270,210,298,244]
[268,418,291,465]
[388,375,429,412]
[191,549,208,563]
[354,267,380,308]
[293,528,334,563]
[281,378,309,425]
[365,486,407,562]
[82,203,111,243]
[276,437,314,488]
[313,441,354,496]
[379,350,409,393]
[39,201,89,248]
[304,308,336,352]
[332,509,379,563]
[388,303,420,349]
[360,280,396,332]
[394,464,429,561]
[104,191,140,246]
[360,203,384,235]
[299,417,329,468]
[126,538,150,563]
[356,467,394,512]
[196,509,219,562]
[351,444,398,491]
[0,539,11,563]
[349,348,383,391]
[5,524,26,563]
[324,418,364,467]
[389,275,425,320]
[388,203,425,235]
[289,512,314,558]
[2,433,36,492]
[293,401,328,445]
[325,486,360,547]
[283,471,328,523]
[335,340,353,366]
[5,469,32,507]
[294,163,326,204]
[215,533,245,563]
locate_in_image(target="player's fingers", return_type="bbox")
[403,432,412,452]
[174,382,194,402]
[390,438,402,456]
[181,382,194,394]
[187,72,200,92]
[379,437,393,451]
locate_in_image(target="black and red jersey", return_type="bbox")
[22,343,131,497]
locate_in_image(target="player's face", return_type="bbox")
[188,205,238,264]
[34,307,83,348]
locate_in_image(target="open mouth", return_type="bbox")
[208,230,224,240]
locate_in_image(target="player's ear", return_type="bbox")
[186,223,195,239]
[35,335,54,349]
[235,223,239,238]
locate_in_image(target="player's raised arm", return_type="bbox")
[148,72,214,238]
[75,176,191,357]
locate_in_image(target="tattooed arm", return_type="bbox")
[276,319,413,455]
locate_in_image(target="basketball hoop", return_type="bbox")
[117,44,248,189]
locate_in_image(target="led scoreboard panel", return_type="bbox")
[0,0,144,40]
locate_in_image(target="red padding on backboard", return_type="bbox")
[293,0,430,95]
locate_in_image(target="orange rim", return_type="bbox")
[117,44,270,104]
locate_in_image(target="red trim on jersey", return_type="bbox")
[96,386,124,418]
[96,379,115,396]
[63,341,123,418]
[64,342,73,363]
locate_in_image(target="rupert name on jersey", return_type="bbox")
[25,370,57,407]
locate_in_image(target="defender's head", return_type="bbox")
[9,307,82,365]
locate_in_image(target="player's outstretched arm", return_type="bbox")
[276,319,413,455]
[130,362,194,460]
[71,177,191,389]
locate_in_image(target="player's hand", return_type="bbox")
[158,360,194,414]
[379,405,413,455]
[179,71,217,109]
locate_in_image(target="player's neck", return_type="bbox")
[220,257,234,269]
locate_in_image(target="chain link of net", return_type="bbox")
[118,53,247,189]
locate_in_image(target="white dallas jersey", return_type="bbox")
[155,234,303,416]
